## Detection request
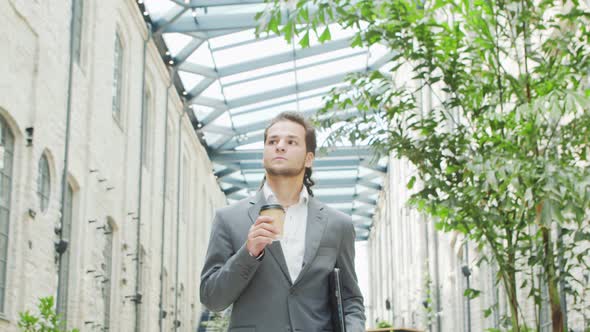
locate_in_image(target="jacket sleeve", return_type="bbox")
[337,220,366,332]
[200,210,262,312]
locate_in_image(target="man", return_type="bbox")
[200,112,365,331]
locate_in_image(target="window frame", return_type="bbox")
[0,115,15,315]
[37,153,51,213]
[112,31,124,125]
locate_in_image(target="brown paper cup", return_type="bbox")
[259,204,285,240]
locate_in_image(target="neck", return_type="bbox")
[266,173,304,207]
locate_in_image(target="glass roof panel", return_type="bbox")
[297,54,367,84]
[211,36,292,67]
[143,0,176,15]
[208,107,233,128]
[314,187,356,196]
[209,28,263,50]
[162,33,194,56]
[293,23,357,48]
[314,169,359,179]
[204,4,267,15]
[236,141,264,150]
[147,1,386,240]
[223,71,296,100]
[185,42,215,67]
[296,47,366,68]
[220,61,295,86]
[191,105,216,120]
[199,80,225,100]
[178,71,205,91]
[230,93,301,115]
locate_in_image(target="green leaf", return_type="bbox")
[464,288,481,299]
[299,31,310,48]
[319,27,332,43]
[407,176,417,189]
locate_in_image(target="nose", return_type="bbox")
[275,139,287,152]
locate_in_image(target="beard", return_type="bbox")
[265,159,306,177]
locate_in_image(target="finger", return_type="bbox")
[250,228,276,239]
[255,216,274,225]
[251,235,274,245]
[256,222,279,234]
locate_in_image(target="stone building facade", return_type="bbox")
[0,0,225,331]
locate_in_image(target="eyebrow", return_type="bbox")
[267,135,300,140]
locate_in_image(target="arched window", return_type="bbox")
[112,32,124,122]
[0,115,15,313]
[37,154,51,212]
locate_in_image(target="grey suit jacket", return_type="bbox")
[200,190,366,332]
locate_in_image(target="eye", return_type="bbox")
[267,139,276,145]
[289,140,297,145]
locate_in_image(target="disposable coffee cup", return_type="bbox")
[259,204,285,240]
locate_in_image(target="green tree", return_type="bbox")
[258,1,590,331]
[18,296,79,332]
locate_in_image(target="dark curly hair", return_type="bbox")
[261,111,316,196]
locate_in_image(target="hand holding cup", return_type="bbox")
[246,204,285,257]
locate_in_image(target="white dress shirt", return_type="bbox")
[263,182,308,282]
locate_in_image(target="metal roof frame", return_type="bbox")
[140,0,390,240]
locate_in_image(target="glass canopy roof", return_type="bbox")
[141,0,391,240]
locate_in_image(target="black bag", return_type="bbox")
[329,268,347,332]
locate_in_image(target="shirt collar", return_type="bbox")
[263,181,309,206]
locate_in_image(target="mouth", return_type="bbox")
[273,157,287,161]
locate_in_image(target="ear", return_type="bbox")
[304,152,314,168]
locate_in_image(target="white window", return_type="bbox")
[0,115,14,313]
[37,154,51,213]
[141,89,152,167]
[112,33,124,122]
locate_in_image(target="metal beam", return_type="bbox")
[178,62,218,78]
[227,71,352,109]
[164,8,312,33]
[217,108,320,149]
[219,176,381,191]
[153,7,188,34]
[164,12,269,33]
[180,38,352,89]
[218,38,353,77]
[172,0,265,7]
[223,186,243,196]
[214,159,374,179]
[360,160,388,174]
[214,167,237,178]
[240,166,361,176]
[337,208,375,219]
[173,38,205,63]
[211,146,374,163]
[188,77,216,97]
[191,96,227,109]
[233,90,326,116]
[318,194,377,205]
[200,51,385,124]
[218,108,362,150]
[224,50,367,88]
[227,158,366,172]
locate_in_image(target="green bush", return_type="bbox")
[18,296,79,332]
[377,320,393,328]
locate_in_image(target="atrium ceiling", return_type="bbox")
[141,0,391,240]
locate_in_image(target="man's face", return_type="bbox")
[263,120,314,177]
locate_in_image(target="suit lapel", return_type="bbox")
[248,190,292,284]
[293,197,327,286]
